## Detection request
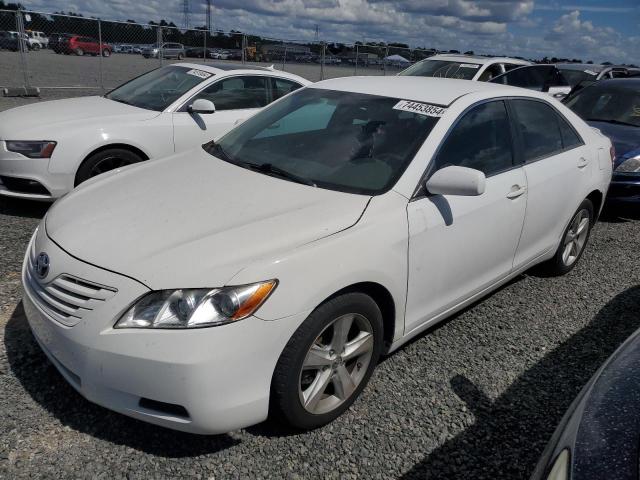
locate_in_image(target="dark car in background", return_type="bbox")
[565,79,640,205]
[556,63,640,88]
[49,32,74,53]
[531,323,640,480]
[185,46,215,58]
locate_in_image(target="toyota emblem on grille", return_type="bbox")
[35,252,50,279]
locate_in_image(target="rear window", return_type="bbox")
[399,60,481,80]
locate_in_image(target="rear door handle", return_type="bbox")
[507,185,527,199]
[578,157,589,169]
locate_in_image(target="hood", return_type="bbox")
[0,96,158,139]
[587,120,640,166]
[45,149,370,289]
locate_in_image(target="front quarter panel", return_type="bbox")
[227,191,410,343]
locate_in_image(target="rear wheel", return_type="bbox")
[102,49,111,57]
[538,199,594,276]
[75,48,84,56]
[75,148,143,186]
[271,293,383,430]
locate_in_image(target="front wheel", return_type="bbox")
[271,292,383,430]
[75,148,143,186]
[538,199,594,276]
[102,49,111,57]
[75,48,84,56]
[177,53,184,60]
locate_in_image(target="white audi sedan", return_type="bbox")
[0,63,309,200]
[22,76,612,434]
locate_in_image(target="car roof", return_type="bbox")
[425,54,530,65]
[171,62,310,83]
[311,75,533,106]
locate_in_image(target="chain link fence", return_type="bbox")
[0,8,439,95]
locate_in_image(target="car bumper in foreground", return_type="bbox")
[22,227,307,434]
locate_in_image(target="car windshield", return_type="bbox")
[565,83,640,127]
[208,88,441,195]
[105,65,212,111]
[558,68,598,87]
[399,60,481,80]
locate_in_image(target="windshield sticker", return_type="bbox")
[393,100,447,117]
[460,63,480,69]
[186,69,212,79]
[584,70,598,76]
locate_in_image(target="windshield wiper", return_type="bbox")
[586,118,638,128]
[243,162,316,187]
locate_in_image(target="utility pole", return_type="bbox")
[206,0,212,33]
[182,0,190,29]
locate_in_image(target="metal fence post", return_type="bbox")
[242,34,247,64]
[98,19,105,92]
[354,44,359,75]
[281,41,287,70]
[320,42,326,80]
[203,29,207,63]
[383,45,389,76]
[15,9,30,89]
[157,26,163,66]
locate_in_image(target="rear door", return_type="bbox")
[508,98,591,268]
[172,75,270,151]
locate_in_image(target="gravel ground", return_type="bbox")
[1,193,639,479]
[1,55,640,477]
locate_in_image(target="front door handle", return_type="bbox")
[507,185,527,199]
[578,157,589,169]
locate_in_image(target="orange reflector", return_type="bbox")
[232,280,277,320]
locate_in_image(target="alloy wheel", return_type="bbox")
[562,208,590,267]
[299,313,374,415]
[89,155,133,177]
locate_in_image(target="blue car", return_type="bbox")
[565,78,640,204]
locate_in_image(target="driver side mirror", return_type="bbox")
[425,166,486,196]
[188,99,216,114]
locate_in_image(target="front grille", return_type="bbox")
[25,243,117,326]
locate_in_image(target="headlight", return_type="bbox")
[546,450,569,480]
[6,140,56,158]
[615,156,640,173]
[115,280,277,329]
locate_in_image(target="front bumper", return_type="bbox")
[607,174,640,204]
[22,227,307,434]
[0,144,72,200]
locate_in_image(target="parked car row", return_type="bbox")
[0,56,638,479]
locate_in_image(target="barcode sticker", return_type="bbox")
[186,69,212,79]
[393,100,447,117]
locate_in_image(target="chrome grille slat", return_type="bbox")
[25,246,117,327]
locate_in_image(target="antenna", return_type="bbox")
[182,0,190,29]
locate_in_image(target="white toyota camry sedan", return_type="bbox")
[0,63,309,200]
[22,76,612,434]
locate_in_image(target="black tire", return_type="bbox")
[177,53,184,60]
[271,292,384,430]
[102,49,111,57]
[538,199,594,276]
[32,43,40,51]
[75,148,143,186]
[75,48,84,56]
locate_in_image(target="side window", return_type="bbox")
[558,115,583,149]
[510,99,565,161]
[503,63,521,72]
[271,78,303,101]
[434,100,514,176]
[491,65,553,91]
[190,76,269,110]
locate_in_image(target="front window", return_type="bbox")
[209,88,441,195]
[399,60,482,80]
[565,84,640,128]
[105,66,213,111]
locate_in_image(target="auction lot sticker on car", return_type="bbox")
[186,69,212,79]
[393,100,447,117]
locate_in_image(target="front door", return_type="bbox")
[405,100,527,333]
